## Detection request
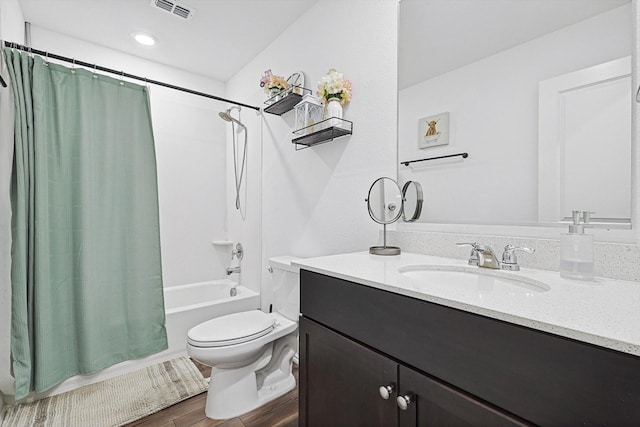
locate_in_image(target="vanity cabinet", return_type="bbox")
[396,364,528,427]
[300,317,527,427]
[299,317,397,426]
[299,270,640,426]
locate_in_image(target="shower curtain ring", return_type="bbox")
[71,58,76,74]
[120,71,124,86]
[92,64,98,79]
[44,51,49,67]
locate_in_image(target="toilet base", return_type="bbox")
[204,334,297,420]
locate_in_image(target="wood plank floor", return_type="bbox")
[125,360,298,427]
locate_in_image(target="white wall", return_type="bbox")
[226,0,399,310]
[634,0,640,242]
[398,4,632,224]
[0,0,24,404]
[0,0,23,43]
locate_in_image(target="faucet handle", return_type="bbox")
[232,243,244,261]
[456,242,478,248]
[501,245,535,271]
[456,242,479,266]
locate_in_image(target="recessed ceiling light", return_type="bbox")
[132,32,157,46]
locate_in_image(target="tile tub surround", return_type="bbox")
[294,251,640,356]
[386,230,640,282]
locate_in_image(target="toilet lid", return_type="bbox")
[187,310,276,348]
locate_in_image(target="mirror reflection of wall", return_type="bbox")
[398,0,632,226]
[538,57,631,224]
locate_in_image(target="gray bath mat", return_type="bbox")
[0,355,208,427]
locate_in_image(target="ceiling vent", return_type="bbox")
[150,0,194,20]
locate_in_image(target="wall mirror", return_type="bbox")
[397,0,633,229]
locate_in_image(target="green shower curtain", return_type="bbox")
[3,48,167,400]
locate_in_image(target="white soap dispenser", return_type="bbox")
[560,210,594,280]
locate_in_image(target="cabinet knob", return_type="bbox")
[378,384,395,400]
[397,393,413,411]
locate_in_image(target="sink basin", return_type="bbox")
[398,265,550,294]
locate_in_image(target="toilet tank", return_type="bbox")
[269,256,300,322]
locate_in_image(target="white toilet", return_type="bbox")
[187,256,300,420]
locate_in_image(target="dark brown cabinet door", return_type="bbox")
[299,317,398,427]
[398,365,531,427]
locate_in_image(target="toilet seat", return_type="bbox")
[187,310,276,348]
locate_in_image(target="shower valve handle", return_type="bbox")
[232,243,244,261]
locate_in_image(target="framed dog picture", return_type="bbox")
[418,112,449,149]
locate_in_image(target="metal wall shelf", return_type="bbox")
[264,86,311,115]
[292,118,353,149]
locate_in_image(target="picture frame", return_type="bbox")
[418,112,449,149]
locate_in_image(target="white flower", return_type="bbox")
[316,68,352,105]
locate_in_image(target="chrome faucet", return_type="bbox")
[456,242,480,266]
[475,244,501,269]
[226,266,241,275]
[226,242,244,275]
[457,242,534,270]
[501,245,535,271]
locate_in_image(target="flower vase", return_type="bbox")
[326,98,343,128]
[269,88,282,105]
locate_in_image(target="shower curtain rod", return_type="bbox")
[2,41,264,113]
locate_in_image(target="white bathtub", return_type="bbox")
[11,279,260,402]
[164,279,261,353]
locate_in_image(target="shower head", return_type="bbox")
[219,107,246,129]
[218,111,233,121]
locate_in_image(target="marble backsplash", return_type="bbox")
[387,230,640,283]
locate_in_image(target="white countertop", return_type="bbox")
[294,251,640,356]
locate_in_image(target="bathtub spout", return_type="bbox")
[226,266,241,275]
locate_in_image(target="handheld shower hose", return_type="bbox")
[219,107,247,213]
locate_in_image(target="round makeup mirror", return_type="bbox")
[402,181,423,222]
[366,177,403,255]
